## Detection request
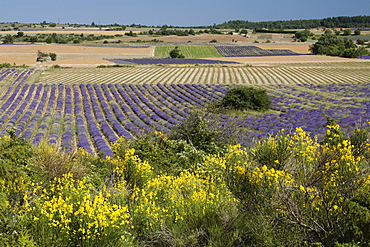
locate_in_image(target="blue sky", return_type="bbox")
[1,0,370,26]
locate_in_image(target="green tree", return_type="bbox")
[240,29,248,35]
[2,34,14,44]
[216,86,271,111]
[343,28,352,36]
[16,31,24,37]
[309,33,363,58]
[169,46,185,58]
[170,111,227,154]
[354,29,361,35]
[294,29,313,42]
[48,52,57,61]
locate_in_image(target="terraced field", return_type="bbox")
[0,62,369,156]
[38,62,370,85]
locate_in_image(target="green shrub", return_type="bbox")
[169,46,185,58]
[216,86,271,111]
[111,132,206,176]
[0,63,11,68]
[170,111,228,155]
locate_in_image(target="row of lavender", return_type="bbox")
[0,79,369,156]
[77,42,240,48]
[103,58,238,65]
[0,68,36,102]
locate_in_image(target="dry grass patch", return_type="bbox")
[0,55,37,65]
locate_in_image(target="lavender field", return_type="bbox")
[214,45,303,57]
[0,64,369,157]
[103,58,238,65]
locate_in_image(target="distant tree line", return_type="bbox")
[1,32,125,44]
[215,15,370,30]
[139,26,222,36]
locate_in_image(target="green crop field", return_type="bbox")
[154,46,223,58]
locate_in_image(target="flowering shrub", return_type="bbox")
[1,122,370,246]
[129,171,239,246]
[27,174,134,246]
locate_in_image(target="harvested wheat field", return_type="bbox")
[254,43,312,54]
[205,55,367,65]
[0,44,153,66]
[0,44,152,55]
[0,55,37,65]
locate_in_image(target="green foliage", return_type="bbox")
[215,86,271,112]
[31,141,88,183]
[170,111,228,155]
[2,34,14,44]
[209,39,218,43]
[169,46,185,58]
[112,111,228,176]
[36,50,57,62]
[322,115,345,146]
[309,33,368,58]
[112,132,206,176]
[215,16,370,30]
[2,122,370,246]
[124,30,138,37]
[250,133,291,169]
[48,52,57,61]
[354,29,361,35]
[343,29,352,36]
[294,29,314,42]
[0,63,11,68]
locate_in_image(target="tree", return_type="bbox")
[2,34,14,44]
[294,29,313,42]
[354,29,361,35]
[48,53,57,61]
[216,86,271,111]
[240,29,248,35]
[309,33,365,58]
[29,36,38,43]
[169,46,185,58]
[343,28,352,36]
